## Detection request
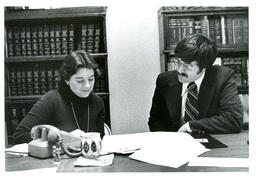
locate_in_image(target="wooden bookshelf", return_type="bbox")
[4,7,110,145]
[5,53,108,63]
[158,6,249,130]
[158,6,248,94]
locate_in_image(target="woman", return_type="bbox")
[14,50,105,144]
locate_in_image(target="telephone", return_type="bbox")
[28,125,81,158]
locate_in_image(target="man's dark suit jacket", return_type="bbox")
[148,65,243,134]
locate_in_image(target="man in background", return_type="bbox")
[148,34,243,134]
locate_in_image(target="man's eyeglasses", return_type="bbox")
[169,57,196,71]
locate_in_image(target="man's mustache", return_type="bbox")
[177,72,188,78]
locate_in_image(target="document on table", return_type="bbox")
[5,143,28,156]
[100,131,209,168]
[101,132,148,155]
[188,157,249,168]
[16,167,58,173]
[74,154,114,167]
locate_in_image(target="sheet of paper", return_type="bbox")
[15,167,58,173]
[5,143,28,154]
[188,157,249,168]
[74,154,114,167]
[100,132,150,155]
[128,132,209,168]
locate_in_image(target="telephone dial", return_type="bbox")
[28,125,101,159]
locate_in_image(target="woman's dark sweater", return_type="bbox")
[13,82,105,144]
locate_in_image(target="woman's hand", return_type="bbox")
[31,124,60,142]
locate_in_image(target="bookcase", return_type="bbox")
[4,7,110,145]
[158,6,249,128]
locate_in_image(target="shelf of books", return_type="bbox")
[158,6,249,129]
[4,7,110,145]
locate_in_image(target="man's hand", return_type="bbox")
[177,123,192,133]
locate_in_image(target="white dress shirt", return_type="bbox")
[180,71,205,132]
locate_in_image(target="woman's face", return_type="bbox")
[66,68,95,98]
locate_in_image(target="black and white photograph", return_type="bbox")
[1,0,255,178]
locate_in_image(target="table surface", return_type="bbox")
[5,130,249,172]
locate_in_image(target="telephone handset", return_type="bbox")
[28,125,101,159]
[28,125,81,158]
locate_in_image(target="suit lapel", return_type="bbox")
[164,78,182,120]
[198,71,216,118]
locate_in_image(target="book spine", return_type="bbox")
[16,66,23,95]
[38,25,44,55]
[234,17,243,44]
[20,104,28,121]
[233,57,243,86]
[31,26,38,56]
[208,18,216,42]
[25,26,32,56]
[87,24,94,53]
[9,66,17,96]
[20,26,27,56]
[226,16,234,45]
[55,25,61,55]
[53,65,60,89]
[13,26,21,56]
[47,65,54,91]
[200,16,209,37]
[33,63,40,95]
[94,24,101,53]
[180,20,187,40]
[68,24,74,53]
[176,19,182,42]
[61,24,68,55]
[39,64,47,94]
[94,81,100,92]
[26,64,34,95]
[7,26,14,57]
[214,17,222,44]
[241,56,248,85]
[99,68,106,92]
[9,105,19,134]
[242,17,248,45]
[21,65,27,95]
[179,18,194,40]
[220,15,226,45]
[43,25,50,55]
[80,24,88,51]
[50,25,56,55]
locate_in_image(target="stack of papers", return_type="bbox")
[100,132,148,155]
[5,143,28,156]
[101,132,209,168]
[129,132,209,168]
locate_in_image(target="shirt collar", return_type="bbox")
[181,70,205,96]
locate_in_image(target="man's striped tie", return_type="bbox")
[184,82,199,122]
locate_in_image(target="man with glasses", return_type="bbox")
[148,34,243,134]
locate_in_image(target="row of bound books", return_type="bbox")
[167,15,248,49]
[7,63,106,96]
[221,56,248,86]
[6,23,102,57]
[7,103,33,135]
[167,56,248,87]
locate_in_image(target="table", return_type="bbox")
[5,130,249,172]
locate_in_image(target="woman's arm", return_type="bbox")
[13,91,57,144]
